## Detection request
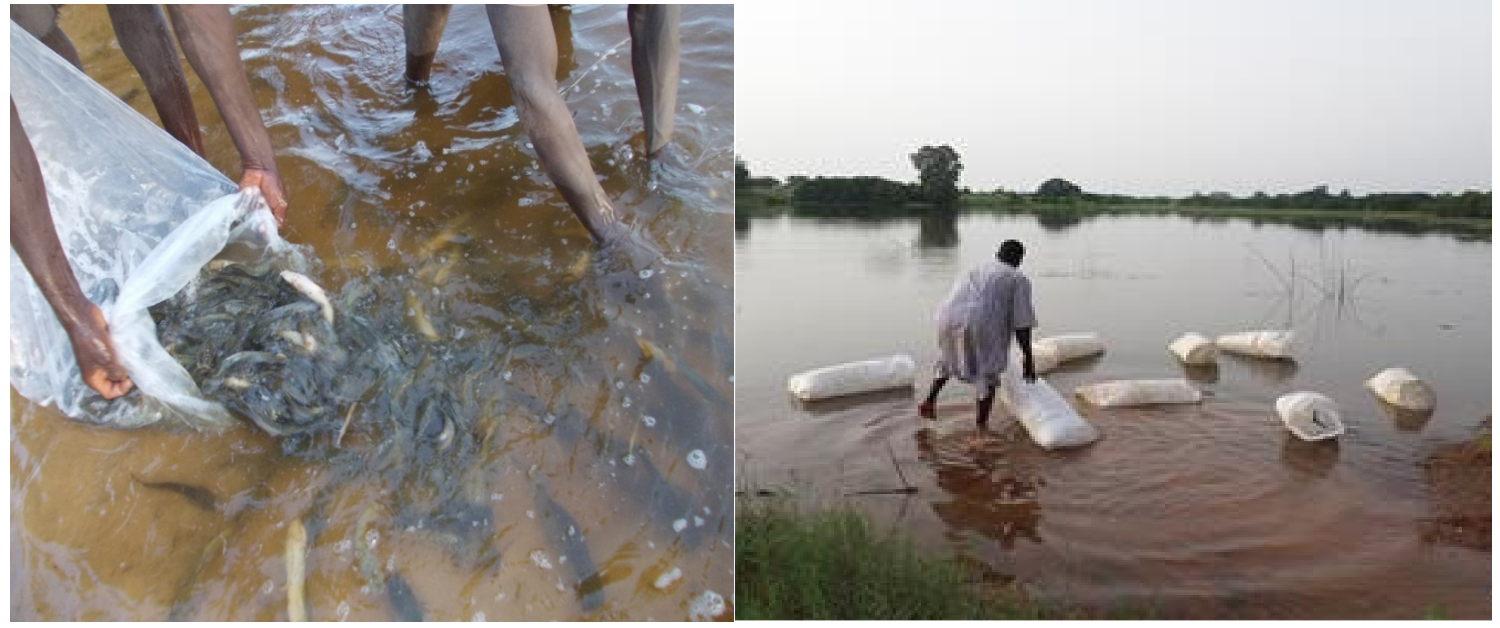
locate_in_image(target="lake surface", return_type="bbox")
[12,5,733,621]
[735,212,1489,619]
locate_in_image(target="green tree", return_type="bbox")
[910,145,963,207]
[736,157,750,189]
[1035,178,1082,200]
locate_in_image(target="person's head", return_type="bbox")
[997,239,1025,266]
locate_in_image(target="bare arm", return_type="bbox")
[11,101,133,399]
[166,5,288,224]
[1015,327,1036,383]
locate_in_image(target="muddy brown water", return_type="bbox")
[12,5,733,621]
[735,213,1489,619]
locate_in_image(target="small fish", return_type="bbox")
[430,255,461,286]
[532,480,605,612]
[566,251,592,281]
[286,518,308,622]
[636,336,730,409]
[133,475,218,512]
[384,573,426,621]
[418,226,472,258]
[277,330,318,353]
[280,271,335,326]
[405,291,440,342]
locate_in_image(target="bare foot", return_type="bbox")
[917,402,935,419]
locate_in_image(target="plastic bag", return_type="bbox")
[1033,333,1104,373]
[10,23,302,429]
[1275,392,1344,441]
[1216,330,1295,359]
[1168,332,1217,365]
[1365,367,1435,412]
[1075,378,1202,407]
[787,355,917,402]
[997,363,1098,449]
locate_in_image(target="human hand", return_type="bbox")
[1022,356,1037,383]
[239,167,287,228]
[68,303,133,399]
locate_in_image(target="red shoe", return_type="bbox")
[917,402,936,419]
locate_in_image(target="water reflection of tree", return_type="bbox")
[916,213,959,249]
[914,428,1041,550]
[1032,210,1087,233]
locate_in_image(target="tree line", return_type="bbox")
[737,154,1490,219]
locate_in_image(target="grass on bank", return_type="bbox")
[735,502,1053,620]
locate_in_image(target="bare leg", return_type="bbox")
[918,376,948,419]
[487,4,621,245]
[11,5,83,70]
[107,5,206,157]
[627,5,679,156]
[403,4,451,86]
[976,386,997,427]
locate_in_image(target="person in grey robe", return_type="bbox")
[918,239,1038,426]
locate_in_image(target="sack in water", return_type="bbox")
[1075,378,1202,407]
[787,354,917,402]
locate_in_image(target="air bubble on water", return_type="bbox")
[615,380,625,390]
[686,103,706,115]
[673,518,688,533]
[606,159,615,166]
[350,222,357,229]
[529,550,552,569]
[413,141,432,162]
[467,164,474,172]
[527,509,535,519]
[640,373,651,384]
[703,506,712,516]
[623,397,632,408]
[334,539,352,554]
[689,591,726,621]
[365,529,379,549]
[643,415,656,427]
[337,601,351,621]
[622,453,635,466]
[490,492,504,502]
[543,414,556,425]
[648,541,656,549]
[471,611,485,622]
[560,554,569,564]
[407,172,416,179]
[526,142,534,149]
[694,516,705,527]
[261,580,275,595]
[512,175,520,181]
[432,286,439,296]
[504,371,513,381]
[435,165,444,173]
[455,328,467,340]
[638,269,654,279]
[687,449,707,470]
[387,236,398,251]
[518,197,535,207]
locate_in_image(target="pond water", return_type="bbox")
[12,5,733,621]
[735,212,1489,619]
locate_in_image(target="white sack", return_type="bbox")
[1033,333,1104,373]
[1075,379,1202,407]
[787,355,917,401]
[1275,392,1344,441]
[10,24,304,429]
[1168,332,1217,365]
[1216,330,1295,359]
[1365,367,1435,412]
[998,358,1099,449]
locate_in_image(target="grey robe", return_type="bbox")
[933,259,1037,386]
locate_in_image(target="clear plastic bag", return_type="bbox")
[11,23,303,429]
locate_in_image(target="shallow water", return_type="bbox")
[735,212,1489,619]
[13,5,733,621]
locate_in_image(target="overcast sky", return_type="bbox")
[736,0,1492,196]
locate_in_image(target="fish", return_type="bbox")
[286,518,308,622]
[354,504,426,621]
[281,270,335,326]
[405,291,440,342]
[635,336,730,410]
[133,475,218,512]
[531,479,605,612]
[384,573,426,621]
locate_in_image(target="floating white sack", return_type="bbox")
[1168,332,1217,365]
[997,365,1098,449]
[1075,379,1202,407]
[1034,333,1104,368]
[1275,392,1344,441]
[1364,367,1435,411]
[1216,330,1295,359]
[787,354,917,402]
